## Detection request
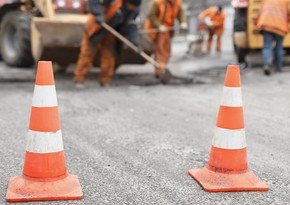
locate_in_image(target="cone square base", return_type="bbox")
[188,167,269,192]
[6,174,83,202]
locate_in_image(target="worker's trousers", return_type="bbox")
[262,31,283,71]
[74,34,116,85]
[207,28,222,53]
[154,31,171,76]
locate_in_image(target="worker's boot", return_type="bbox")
[73,76,86,88]
[160,69,172,84]
[155,68,161,79]
[99,82,111,87]
[263,64,272,76]
[75,83,85,89]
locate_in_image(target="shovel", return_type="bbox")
[101,22,174,84]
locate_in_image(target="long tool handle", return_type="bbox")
[101,22,160,68]
[138,27,176,34]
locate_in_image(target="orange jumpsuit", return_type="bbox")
[74,0,122,85]
[74,34,116,85]
[199,6,226,52]
[144,0,187,77]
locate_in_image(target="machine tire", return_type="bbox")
[236,47,248,64]
[233,43,238,54]
[0,11,34,67]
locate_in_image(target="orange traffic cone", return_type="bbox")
[6,61,83,202]
[189,65,269,192]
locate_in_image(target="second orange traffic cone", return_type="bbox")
[6,61,83,202]
[189,65,269,192]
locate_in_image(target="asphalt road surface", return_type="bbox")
[0,7,290,205]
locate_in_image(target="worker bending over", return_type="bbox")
[144,0,188,78]
[74,0,141,86]
[198,6,226,53]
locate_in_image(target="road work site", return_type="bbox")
[0,0,290,204]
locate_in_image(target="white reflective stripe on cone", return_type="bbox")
[32,85,58,107]
[212,127,246,149]
[220,86,242,107]
[26,130,64,153]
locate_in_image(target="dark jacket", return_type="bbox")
[88,0,140,47]
[88,0,123,44]
[117,0,141,48]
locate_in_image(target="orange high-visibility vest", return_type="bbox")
[257,0,290,35]
[85,0,122,37]
[144,0,182,39]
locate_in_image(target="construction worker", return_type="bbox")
[144,0,188,78]
[256,0,290,75]
[198,6,226,53]
[74,0,122,87]
[73,0,122,86]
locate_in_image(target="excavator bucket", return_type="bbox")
[31,14,152,67]
[31,14,87,65]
